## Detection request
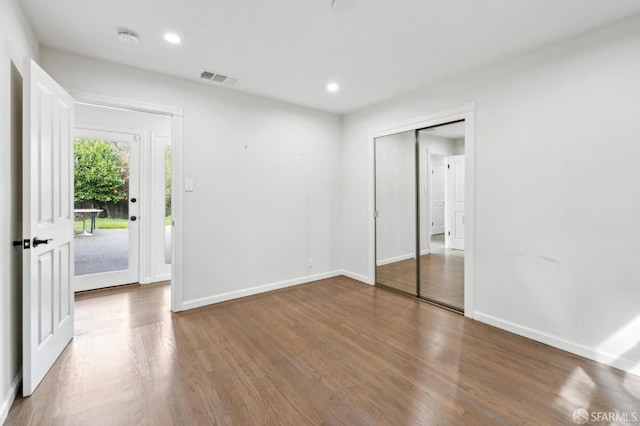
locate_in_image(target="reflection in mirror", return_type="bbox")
[417,122,465,311]
[375,130,417,295]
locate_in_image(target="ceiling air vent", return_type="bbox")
[212,74,227,83]
[200,70,238,86]
[200,71,215,80]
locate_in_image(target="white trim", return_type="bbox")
[170,116,184,312]
[474,312,640,377]
[0,368,22,424]
[70,91,184,313]
[371,104,473,139]
[341,269,371,284]
[376,253,415,267]
[70,91,183,117]
[425,149,432,252]
[463,105,476,317]
[179,271,343,311]
[369,101,476,317]
[368,128,376,287]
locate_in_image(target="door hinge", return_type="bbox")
[448,231,451,236]
[13,239,31,249]
[374,211,379,218]
[447,164,450,169]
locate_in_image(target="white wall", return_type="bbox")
[452,137,465,155]
[41,47,343,308]
[0,0,39,421]
[341,14,640,375]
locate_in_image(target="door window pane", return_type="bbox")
[164,145,172,265]
[74,138,130,276]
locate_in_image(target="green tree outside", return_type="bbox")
[165,145,172,216]
[74,139,128,207]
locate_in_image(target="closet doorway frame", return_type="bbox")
[368,102,476,318]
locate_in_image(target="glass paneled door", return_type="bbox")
[73,128,140,291]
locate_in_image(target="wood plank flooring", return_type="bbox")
[6,278,640,425]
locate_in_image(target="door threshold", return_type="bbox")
[75,282,141,296]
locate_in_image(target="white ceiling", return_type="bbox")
[19,0,640,114]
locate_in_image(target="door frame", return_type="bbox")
[368,101,476,317]
[71,91,184,312]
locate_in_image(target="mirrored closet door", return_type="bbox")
[374,130,417,296]
[375,121,466,312]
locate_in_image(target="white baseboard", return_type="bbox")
[377,253,414,267]
[420,249,431,256]
[1,368,22,425]
[180,270,342,311]
[474,312,640,377]
[340,269,372,285]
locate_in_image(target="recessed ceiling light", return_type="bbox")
[332,0,357,13]
[327,82,339,93]
[164,33,181,44]
[117,30,139,44]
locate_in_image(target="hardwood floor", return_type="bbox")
[377,235,464,310]
[6,278,640,425]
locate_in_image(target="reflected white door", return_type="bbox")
[22,58,75,396]
[73,129,140,291]
[448,155,465,250]
[431,164,445,235]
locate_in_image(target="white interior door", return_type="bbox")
[22,58,75,396]
[431,162,446,235]
[73,128,140,291]
[448,155,465,250]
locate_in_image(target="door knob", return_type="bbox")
[33,237,53,247]
[130,216,137,221]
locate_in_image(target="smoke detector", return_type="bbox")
[117,30,139,44]
[199,70,238,86]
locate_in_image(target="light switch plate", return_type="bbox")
[184,178,194,192]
